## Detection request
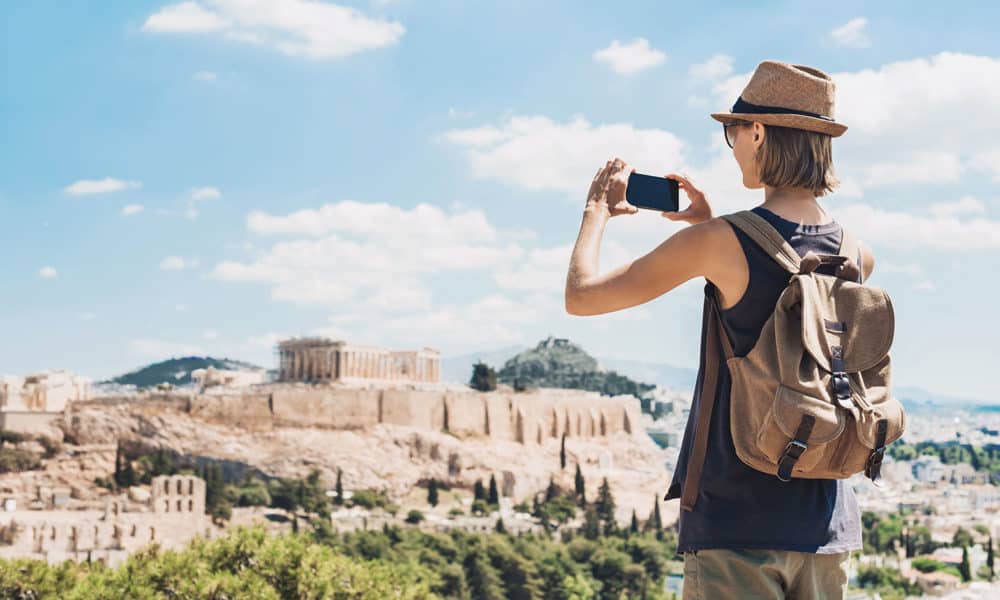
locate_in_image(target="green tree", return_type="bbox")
[582,507,601,540]
[427,478,439,507]
[463,543,505,600]
[643,496,662,533]
[560,434,567,470]
[954,527,974,548]
[545,477,559,503]
[469,361,497,392]
[474,479,486,502]
[595,477,615,524]
[960,546,972,582]
[334,467,344,506]
[495,517,507,534]
[988,536,995,579]
[629,509,640,535]
[488,474,500,508]
[574,463,586,506]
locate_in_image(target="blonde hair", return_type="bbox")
[753,124,840,197]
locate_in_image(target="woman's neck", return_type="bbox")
[760,186,831,224]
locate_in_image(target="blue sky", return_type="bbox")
[2,1,998,401]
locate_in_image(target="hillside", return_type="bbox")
[496,336,655,398]
[106,357,264,388]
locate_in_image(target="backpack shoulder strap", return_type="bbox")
[836,226,864,284]
[720,210,802,275]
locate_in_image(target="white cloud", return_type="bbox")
[160,256,187,270]
[64,178,141,196]
[203,330,220,340]
[830,17,871,48]
[190,186,221,200]
[439,114,690,193]
[929,195,986,218]
[593,38,666,75]
[838,202,1000,250]
[860,151,964,187]
[143,0,405,60]
[122,204,144,216]
[143,1,229,32]
[913,280,935,291]
[39,266,57,279]
[710,52,1000,196]
[689,54,733,81]
[131,338,206,358]
[213,200,524,309]
[193,70,218,81]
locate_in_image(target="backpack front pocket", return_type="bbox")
[755,384,845,475]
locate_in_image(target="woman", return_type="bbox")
[565,60,870,599]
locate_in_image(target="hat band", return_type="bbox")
[731,96,835,122]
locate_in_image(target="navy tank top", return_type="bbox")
[664,205,863,554]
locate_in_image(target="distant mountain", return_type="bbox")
[440,345,528,385]
[106,356,264,388]
[495,336,655,398]
[593,357,698,393]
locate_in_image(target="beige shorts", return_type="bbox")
[682,548,852,600]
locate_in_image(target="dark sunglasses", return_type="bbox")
[723,121,750,149]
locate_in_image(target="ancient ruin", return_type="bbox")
[0,475,211,566]
[0,370,90,433]
[277,338,440,383]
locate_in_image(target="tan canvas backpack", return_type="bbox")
[679,210,906,511]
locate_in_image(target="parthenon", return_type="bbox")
[277,338,440,383]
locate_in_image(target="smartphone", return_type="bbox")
[626,172,679,212]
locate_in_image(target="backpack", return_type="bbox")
[679,209,906,512]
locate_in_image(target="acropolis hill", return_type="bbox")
[4,336,675,537]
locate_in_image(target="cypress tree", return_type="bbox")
[545,476,558,503]
[428,478,439,507]
[334,467,344,506]
[560,434,567,470]
[582,507,600,540]
[989,536,995,579]
[495,517,507,534]
[595,477,615,523]
[629,509,640,535]
[474,479,486,502]
[960,545,972,582]
[643,495,662,532]
[488,474,499,507]
[574,463,585,506]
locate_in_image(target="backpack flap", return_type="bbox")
[796,274,895,374]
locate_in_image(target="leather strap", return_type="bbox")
[777,415,816,481]
[721,211,802,275]
[679,289,732,511]
[865,419,889,481]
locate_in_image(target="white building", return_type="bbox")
[191,366,266,390]
[0,370,89,433]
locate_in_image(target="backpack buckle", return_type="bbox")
[831,372,854,410]
[777,439,807,482]
[865,446,885,481]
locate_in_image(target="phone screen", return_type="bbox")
[626,173,679,212]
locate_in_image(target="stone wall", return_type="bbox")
[138,385,645,444]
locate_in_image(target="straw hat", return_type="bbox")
[710,60,847,137]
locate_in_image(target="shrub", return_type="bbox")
[0,447,41,473]
[405,510,424,524]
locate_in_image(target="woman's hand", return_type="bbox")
[585,158,639,218]
[663,173,713,225]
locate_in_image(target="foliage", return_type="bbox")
[496,338,655,400]
[856,565,922,599]
[406,510,425,524]
[427,478,439,507]
[0,447,41,474]
[0,525,434,599]
[469,361,498,392]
